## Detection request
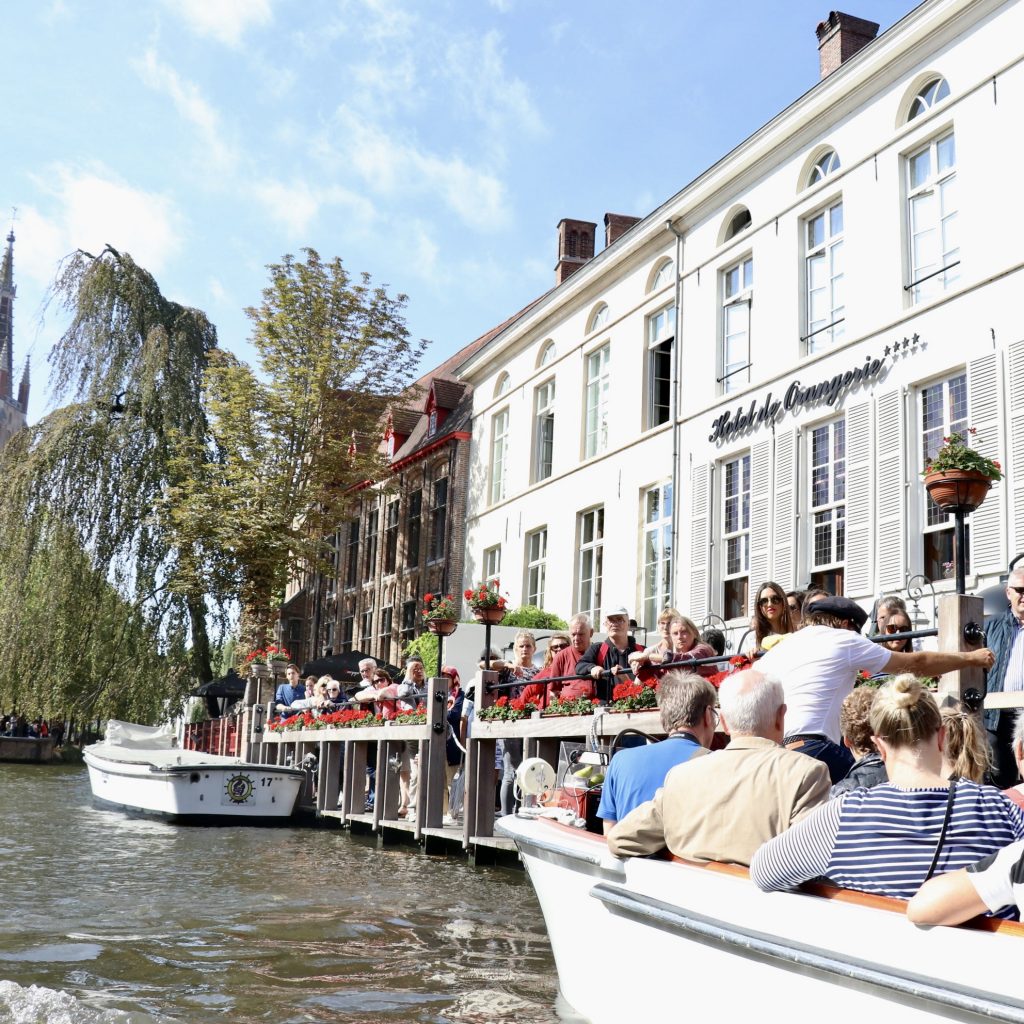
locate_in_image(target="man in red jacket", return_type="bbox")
[520,614,593,709]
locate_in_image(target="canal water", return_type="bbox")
[0,764,568,1023]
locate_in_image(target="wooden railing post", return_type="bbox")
[422,676,448,829]
[466,669,498,843]
[936,592,986,704]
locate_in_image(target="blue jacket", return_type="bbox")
[984,610,1019,732]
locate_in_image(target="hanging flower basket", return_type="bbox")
[473,606,506,626]
[464,579,508,624]
[426,617,458,637]
[923,470,992,515]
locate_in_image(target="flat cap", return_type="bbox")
[812,596,869,631]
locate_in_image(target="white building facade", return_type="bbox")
[459,0,1024,646]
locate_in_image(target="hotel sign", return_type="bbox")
[708,353,884,443]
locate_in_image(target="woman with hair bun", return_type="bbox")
[751,675,1024,903]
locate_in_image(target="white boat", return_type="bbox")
[498,814,1024,1024]
[84,720,305,823]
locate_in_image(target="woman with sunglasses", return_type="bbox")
[541,632,571,670]
[752,581,797,652]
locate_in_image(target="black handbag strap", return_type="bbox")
[924,776,959,882]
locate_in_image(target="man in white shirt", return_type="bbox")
[758,596,994,783]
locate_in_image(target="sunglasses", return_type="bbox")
[884,623,909,634]
[758,595,782,606]
[549,643,569,651]
[1010,587,1024,597]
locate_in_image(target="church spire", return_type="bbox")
[17,353,30,410]
[0,226,15,402]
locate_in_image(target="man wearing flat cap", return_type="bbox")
[757,595,994,783]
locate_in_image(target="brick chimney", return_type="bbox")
[604,212,640,249]
[555,218,597,285]
[816,11,879,79]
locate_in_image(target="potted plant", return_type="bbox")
[422,592,459,635]
[463,579,508,625]
[922,428,1002,514]
[265,644,291,672]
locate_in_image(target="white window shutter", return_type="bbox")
[968,352,1006,574]
[844,401,873,596]
[875,390,906,591]
[1009,343,1024,559]
[748,440,771,607]
[689,463,712,619]
[772,429,797,590]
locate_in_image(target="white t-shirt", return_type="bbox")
[967,839,1024,913]
[756,625,891,742]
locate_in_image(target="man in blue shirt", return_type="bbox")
[274,664,305,713]
[598,671,718,832]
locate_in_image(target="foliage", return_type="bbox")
[477,695,538,722]
[922,429,1002,480]
[403,631,438,674]
[501,606,569,630]
[609,680,659,712]
[541,695,601,717]
[0,248,219,720]
[165,249,426,655]
[423,592,459,620]
[242,644,290,668]
[463,579,508,612]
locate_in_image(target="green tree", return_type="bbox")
[167,249,426,654]
[0,248,218,720]
[502,606,569,630]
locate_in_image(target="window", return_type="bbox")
[647,305,674,428]
[345,519,359,589]
[908,77,950,121]
[427,409,438,437]
[533,379,555,482]
[725,207,752,240]
[323,620,334,652]
[809,150,840,185]
[722,455,751,619]
[360,610,373,651]
[525,527,547,608]
[483,545,501,585]
[406,489,421,569]
[363,506,379,582]
[383,498,399,574]
[587,303,609,333]
[429,472,448,562]
[805,201,845,351]
[400,600,417,644]
[340,611,354,652]
[490,408,509,503]
[906,131,958,303]
[287,618,302,643]
[538,340,555,367]
[494,372,510,397]
[650,259,674,292]
[642,483,672,630]
[379,603,393,651]
[809,421,846,594]
[721,257,753,393]
[584,344,610,458]
[921,373,970,580]
[577,507,604,621]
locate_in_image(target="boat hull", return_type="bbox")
[498,815,1024,1024]
[83,747,305,824]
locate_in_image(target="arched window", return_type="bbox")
[908,76,950,121]
[494,372,510,398]
[649,259,675,293]
[587,303,609,333]
[723,206,752,242]
[537,340,555,367]
[809,149,841,185]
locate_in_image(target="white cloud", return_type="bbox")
[248,178,376,237]
[164,0,272,47]
[332,107,510,228]
[209,278,227,303]
[488,0,513,11]
[21,166,182,285]
[133,50,235,171]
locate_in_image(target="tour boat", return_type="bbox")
[84,720,305,823]
[498,814,1024,1024]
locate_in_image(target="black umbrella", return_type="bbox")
[192,668,247,718]
[299,651,401,685]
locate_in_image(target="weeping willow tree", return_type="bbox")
[0,248,219,721]
[166,248,426,653]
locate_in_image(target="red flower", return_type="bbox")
[495,696,508,707]
[464,589,473,599]
[423,592,434,603]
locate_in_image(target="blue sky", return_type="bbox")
[3,0,908,424]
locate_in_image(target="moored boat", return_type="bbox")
[498,814,1024,1024]
[84,720,305,823]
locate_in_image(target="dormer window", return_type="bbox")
[428,409,438,437]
